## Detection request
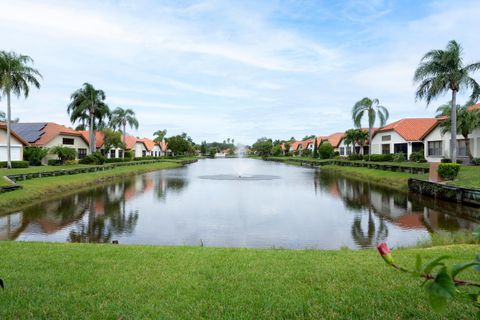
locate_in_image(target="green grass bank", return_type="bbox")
[0,242,478,319]
[0,160,192,215]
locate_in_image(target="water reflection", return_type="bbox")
[0,159,478,249]
[0,174,188,243]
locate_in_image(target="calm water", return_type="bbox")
[1,158,479,249]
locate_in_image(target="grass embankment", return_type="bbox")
[446,166,480,189]
[0,242,478,319]
[0,161,187,214]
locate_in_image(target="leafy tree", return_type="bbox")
[303,134,316,140]
[110,107,138,158]
[352,97,389,160]
[414,40,480,162]
[50,146,77,164]
[102,128,124,156]
[252,137,273,157]
[208,147,218,158]
[272,144,282,156]
[344,129,356,155]
[68,83,110,153]
[436,102,480,160]
[318,142,334,159]
[0,51,42,168]
[23,146,48,166]
[153,129,167,143]
[200,141,207,155]
[166,135,193,155]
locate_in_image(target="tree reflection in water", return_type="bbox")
[314,169,479,247]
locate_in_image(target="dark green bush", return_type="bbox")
[472,158,480,166]
[347,154,364,161]
[441,158,452,163]
[301,148,312,158]
[47,159,63,166]
[364,154,394,162]
[50,146,77,164]
[23,146,48,166]
[392,152,406,162]
[124,150,134,160]
[0,161,29,168]
[318,142,334,159]
[438,163,460,180]
[409,151,426,162]
[105,158,127,163]
[79,151,106,165]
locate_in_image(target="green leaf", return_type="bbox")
[451,262,480,278]
[423,255,451,274]
[425,267,456,311]
[416,254,423,273]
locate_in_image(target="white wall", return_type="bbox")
[43,134,90,164]
[134,142,147,158]
[0,128,24,161]
[152,145,162,157]
[423,126,479,162]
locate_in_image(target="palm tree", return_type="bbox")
[110,107,139,158]
[0,110,4,122]
[352,97,389,160]
[0,51,42,168]
[436,102,480,160]
[414,40,480,162]
[356,129,369,155]
[153,129,167,143]
[344,129,357,155]
[68,83,110,153]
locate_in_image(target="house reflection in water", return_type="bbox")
[0,173,188,243]
[314,170,479,248]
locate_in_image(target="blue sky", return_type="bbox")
[1,0,479,144]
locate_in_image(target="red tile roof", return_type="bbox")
[467,103,480,112]
[375,118,439,141]
[323,132,345,148]
[32,122,88,146]
[79,130,104,149]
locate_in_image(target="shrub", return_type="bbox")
[105,158,126,163]
[392,152,406,162]
[47,159,63,166]
[333,151,340,157]
[347,154,364,161]
[409,151,426,163]
[301,148,312,158]
[23,146,48,166]
[318,142,334,159]
[64,160,78,166]
[364,154,393,162]
[79,151,106,165]
[0,161,29,168]
[472,158,480,166]
[438,163,460,180]
[50,146,77,164]
[124,150,134,161]
[441,158,452,163]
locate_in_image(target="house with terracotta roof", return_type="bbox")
[322,132,345,154]
[370,118,439,160]
[422,103,480,162]
[11,122,90,164]
[138,137,170,157]
[337,129,376,156]
[0,123,29,161]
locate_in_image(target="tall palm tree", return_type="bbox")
[110,107,139,158]
[153,129,167,143]
[436,102,480,160]
[0,51,42,168]
[68,83,110,153]
[352,97,389,160]
[344,129,357,155]
[414,40,480,162]
[0,110,5,122]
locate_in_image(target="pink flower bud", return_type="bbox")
[377,243,394,265]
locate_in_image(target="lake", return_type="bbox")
[1,158,478,249]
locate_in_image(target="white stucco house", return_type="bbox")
[0,123,29,161]
[370,118,439,160]
[12,122,90,164]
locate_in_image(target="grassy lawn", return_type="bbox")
[320,165,424,191]
[0,161,185,215]
[447,166,480,189]
[0,242,477,319]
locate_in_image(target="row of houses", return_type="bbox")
[287,103,480,162]
[0,122,170,164]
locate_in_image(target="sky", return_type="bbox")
[0,0,479,144]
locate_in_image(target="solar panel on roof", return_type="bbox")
[10,123,47,143]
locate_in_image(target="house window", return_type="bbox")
[458,140,468,157]
[118,150,123,158]
[382,144,390,154]
[110,149,116,158]
[78,148,87,159]
[346,147,352,155]
[381,135,391,141]
[427,141,442,156]
[63,138,74,145]
[142,150,147,157]
[339,147,345,155]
